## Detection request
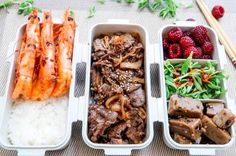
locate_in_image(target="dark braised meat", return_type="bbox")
[169,118,202,141]
[88,104,118,142]
[202,115,231,144]
[212,108,235,129]
[173,133,192,144]
[169,95,235,145]
[168,94,204,118]
[89,32,146,144]
[206,102,224,117]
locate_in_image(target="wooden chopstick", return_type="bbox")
[196,0,236,67]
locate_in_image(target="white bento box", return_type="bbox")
[81,19,162,155]
[0,18,82,156]
[156,21,236,155]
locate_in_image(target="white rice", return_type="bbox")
[7,96,68,146]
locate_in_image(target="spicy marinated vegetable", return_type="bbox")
[164,54,227,99]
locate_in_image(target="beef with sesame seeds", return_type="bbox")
[89,32,146,144]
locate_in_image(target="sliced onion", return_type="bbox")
[105,94,120,108]
[138,107,146,120]
[132,77,145,84]
[113,54,123,67]
[111,102,121,112]
[120,95,126,119]
[120,59,142,70]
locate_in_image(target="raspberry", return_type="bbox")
[202,55,212,59]
[212,5,225,19]
[163,38,170,51]
[168,44,182,59]
[183,31,191,37]
[179,36,195,50]
[197,47,203,55]
[193,25,208,34]
[184,46,203,59]
[191,25,209,45]
[202,42,214,55]
[168,27,183,43]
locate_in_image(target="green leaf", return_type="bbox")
[138,0,148,10]
[87,6,96,18]
[207,81,221,89]
[70,10,74,16]
[148,0,162,12]
[97,0,106,4]
[125,0,135,4]
[193,76,202,91]
[181,55,191,75]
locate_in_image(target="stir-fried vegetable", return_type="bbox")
[164,54,227,99]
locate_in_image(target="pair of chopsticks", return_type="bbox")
[196,0,236,67]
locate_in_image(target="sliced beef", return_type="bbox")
[110,138,128,144]
[126,126,145,144]
[88,104,118,142]
[169,118,202,141]
[125,108,146,143]
[212,109,235,129]
[93,38,106,52]
[108,121,131,144]
[90,33,146,144]
[129,87,145,107]
[168,95,204,118]
[202,115,231,144]
[173,133,192,144]
[206,102,224,117]
[92,51,106,61]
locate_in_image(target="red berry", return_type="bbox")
[168,27,183,43]
[197,47,203,54]
[179,36,195,50]
[184,46,203,59]
[163,38,170,51]
[168,44,182,59]
[202,55,212,59]
[212,5,225,19]
[183,31,191,37]
[202,42,214,55]
[191,25,209,45]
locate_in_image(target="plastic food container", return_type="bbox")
[81,19,163,155]
[0,18,82,156]
[156,21,236,155]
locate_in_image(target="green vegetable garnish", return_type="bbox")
[87,6,96,18]
[97,0,106,4]
[70,10,74,16]
[159,0,178,18]
[164,54,227,99]
[125,0,135,4]
[0,0,40,16]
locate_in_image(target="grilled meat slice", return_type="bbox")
[88,104,118,142]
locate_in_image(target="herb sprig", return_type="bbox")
[87,6,96,18]
[164,54,227,99]
[0,0,40,16]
